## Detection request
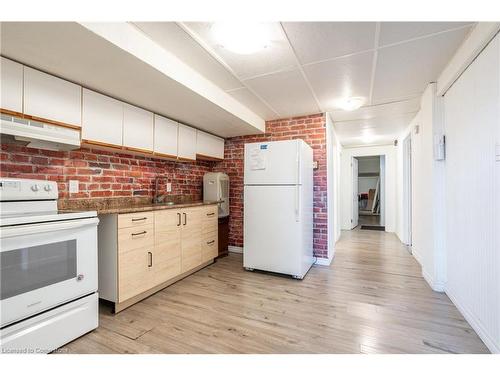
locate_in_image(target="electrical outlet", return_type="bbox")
[166,182,172,192]
[69,180,79,194]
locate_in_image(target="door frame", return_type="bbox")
[402,133,412,247]
[351,157,359,229]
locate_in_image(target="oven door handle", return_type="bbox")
[0,217,99,239]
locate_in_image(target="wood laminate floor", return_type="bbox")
[61,229,489,354]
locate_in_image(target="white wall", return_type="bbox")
[326,113,342,263]
[340,145,396,232]
[396,83,446,292]
[442,33,500,354]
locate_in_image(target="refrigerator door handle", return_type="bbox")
[296,140,301,184]
[295,185,300,222]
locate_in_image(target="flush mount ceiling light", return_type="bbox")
[212,22,270,54]
[336,97,365,111]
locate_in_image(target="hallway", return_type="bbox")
[60,229,488,354]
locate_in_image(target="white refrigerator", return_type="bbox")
[243,139,314,279]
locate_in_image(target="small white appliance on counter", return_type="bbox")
[203,172,229,218]
[0,178,99,353]
[243,139,314,279]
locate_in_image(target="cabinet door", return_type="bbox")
[181,207,202,272]
[196,130,224,160]
[154,114,178,158]
[0,57,23,114]
[23,66,82,127]
[177,124,197,161]
[118,246,155,303]
[123,103,154,152]
[82,89,123,148]
[154,210,182,284]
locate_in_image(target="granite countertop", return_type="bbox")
[59,196,220,215]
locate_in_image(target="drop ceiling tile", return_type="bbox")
[334,113,417,146]
[372,27,470,103]
[330,97,420,122]
[304,51,374,110]
[183,22,297,80]
[379,22,473,46]
[133,22,243,91]
[227,88,278,120]
[282,22,377,64]
[243,69,320,117]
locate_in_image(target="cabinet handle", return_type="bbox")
[131,217,147,222]
[207,240,215,245]
[177,212,181,226]
[148,251,153,267]
[206,212,215,217]
[131,230,147,236]
[183,212,187,226]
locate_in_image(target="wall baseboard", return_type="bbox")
[315,252,335,266]
[445,287,499,354]
[422,267,445,292]
[228,246,243,254]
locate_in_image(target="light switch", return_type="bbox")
[69,180,79,193]
[166,183,172,192]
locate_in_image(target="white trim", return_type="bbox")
[315,252,334,266]
[422,267,445,293]
[437,23,500,96]
[228,245,243,254]
[445,287,499,354]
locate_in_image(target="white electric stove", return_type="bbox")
[0,178,99,354]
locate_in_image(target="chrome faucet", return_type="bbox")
[153,176,169,203]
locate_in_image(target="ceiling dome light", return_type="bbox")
[212,22,270,54]
[336,97,365,111]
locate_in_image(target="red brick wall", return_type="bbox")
[1,112,329,258]
[214,113,328,258]
[0,144,214,200]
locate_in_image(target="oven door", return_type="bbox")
[0,217,99,327]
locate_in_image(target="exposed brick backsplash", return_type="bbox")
[0,113,328,258]
[0,144,214,200]
[214,113,328,258]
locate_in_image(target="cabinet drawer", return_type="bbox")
[118,224,154,253]
[202,231,218,262]
[118,212,154,229]
[202,205,218,234]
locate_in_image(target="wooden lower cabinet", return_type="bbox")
[98,204,218,313]
[180,207,202,273]
[154,210,182,284]
[118,246,155,303]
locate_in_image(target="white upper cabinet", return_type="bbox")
[82,89,123,147]
[196,130,224,160]
[23,66,82,127]
[154,114,178,158]
[177,124,197,161]
[0,57,23,114]
[123,103,154,152]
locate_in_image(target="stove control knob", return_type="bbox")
[44,184,52,192]
[31,184,39,192]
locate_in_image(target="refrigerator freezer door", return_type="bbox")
[243,185,302,276]
[244,140,301,185]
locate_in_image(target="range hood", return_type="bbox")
[0,114,81,151]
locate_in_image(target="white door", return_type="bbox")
[154,114,178,158]
[244,140,301,185]
[177,124,197,161]
[243,185,301,276]
[82,89,123,147]
[0,57,23,114]
[352,157,359,229]
[123,103,154,152]
[403,135,412,247]
[23,67,82,127]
